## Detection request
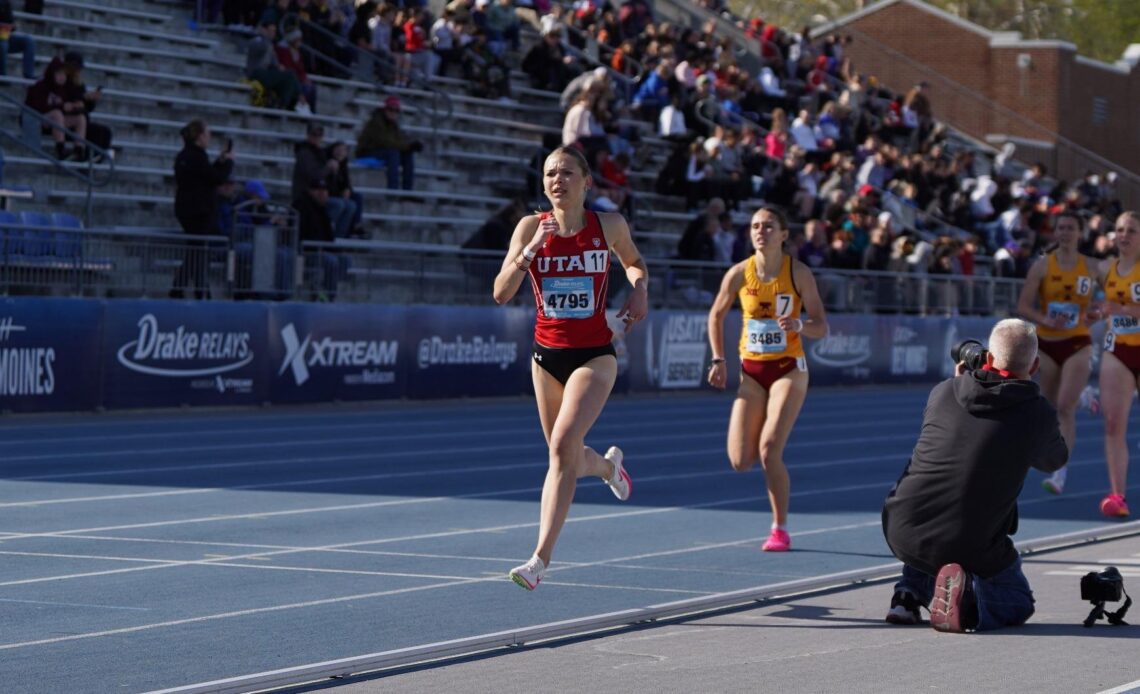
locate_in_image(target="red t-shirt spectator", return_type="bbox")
[600,158,628,187]
[275,45,309,84]
[404,19,426,52]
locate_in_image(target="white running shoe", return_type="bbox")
[509,555,546,590]
[1042,467,1067,495]
[604,446,632,501]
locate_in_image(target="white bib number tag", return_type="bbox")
[542,276,594,319]
[1111,314,1140,335]
[745,319,786,354]
[1046,301,1080,330]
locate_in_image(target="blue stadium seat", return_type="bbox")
[18,211,54,256]
[50,212,83,258]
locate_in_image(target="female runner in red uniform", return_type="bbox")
[493,146,649,590]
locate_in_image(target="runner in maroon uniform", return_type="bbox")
[493,146,649,590]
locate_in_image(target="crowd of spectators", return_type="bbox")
[16,0,1127,306]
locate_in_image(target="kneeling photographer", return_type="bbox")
[882,319,1069,632]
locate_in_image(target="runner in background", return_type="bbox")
[493,146,649,590]
[707,207,828,551]
[1017,211,1097,494]
[1095,210,1140,518]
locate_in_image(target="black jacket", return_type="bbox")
[173,143,232,224]
[291,140,328,203]
[294,194,334,243]
[882,369,1068,578]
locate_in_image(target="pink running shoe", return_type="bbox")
[1100,494,1130,518]
[762,528,791,552]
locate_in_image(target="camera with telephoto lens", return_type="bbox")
[1082,566,1124,603]
[950,339,988,372]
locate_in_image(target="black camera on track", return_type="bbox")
[1081,566,1131,627]
[1082,566,1124,603]
[950,339,989,372]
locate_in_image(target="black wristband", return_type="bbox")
[710,358,725,365]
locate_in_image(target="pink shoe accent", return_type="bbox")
[762,528,791,552]
[1100,493,1130,518]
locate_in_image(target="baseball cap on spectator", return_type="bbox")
[245,180,269,200]
[857,184,876,198]
[877,211,893,226]
[384,95,401,111]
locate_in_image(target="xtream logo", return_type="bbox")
[279,323,398,386]
[117,314,253,377]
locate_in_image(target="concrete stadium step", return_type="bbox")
[29,34,237,72]
[18,14,218,52]
[46,0,175,25]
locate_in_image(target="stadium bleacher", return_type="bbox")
[0,0,1124,308]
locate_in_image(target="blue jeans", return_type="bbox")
[895,559,1035,631]
[360,148,414,190]
[325,196,356,238]
[0,33,36,79]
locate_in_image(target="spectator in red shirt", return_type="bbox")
[276,29,318,113]
[404,9,431,81]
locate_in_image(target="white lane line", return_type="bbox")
[0,483,890,588]
[0,578,496,651]
[0,597,151,611]
[0,516,885,652]
[0,393,928,436]
[52,536,591,567]
[0,550,180,564]
[540,581,710,595]
[205,563,475,581]
[0,423,923,465]
[13,413,1120,484]
[0,450,909,508]
[0,405,923,448]
[1099,678,1140,694]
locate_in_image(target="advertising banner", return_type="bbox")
[0,298,103,413]
[101,300,269,408]
[404,305,533,399]
[267,303,405,403]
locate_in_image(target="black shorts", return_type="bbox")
[533,341,617,386]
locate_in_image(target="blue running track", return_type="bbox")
[0,386,1135,693]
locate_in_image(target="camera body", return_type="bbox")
[1082,566,1124,603]
[951,338,989,372]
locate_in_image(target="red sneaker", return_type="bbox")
[930,563,977,633]
[1100,494,1130,518]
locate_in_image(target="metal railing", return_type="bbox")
[1,227,1022,314]
[0,91,116,226]
[296,240,1022,315]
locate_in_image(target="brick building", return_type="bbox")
[816,0,1140,206]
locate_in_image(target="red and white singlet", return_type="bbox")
[527,211,614,349]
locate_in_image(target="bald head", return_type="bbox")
[988,318,1038,376]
